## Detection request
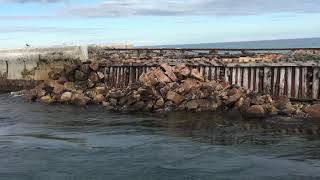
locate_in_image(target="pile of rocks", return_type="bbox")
[18,62,319,120]
[20,61,108,106]
[103,63,244,112]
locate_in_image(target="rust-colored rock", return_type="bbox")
[160,63,177,82]
[89,72,99,83]
[244,105,265,118]
[304,104,320,119]
[166,91,183,105]
[71,93,90,106]
[186,100,199,111]
[155,97,165,108]
[139,72,158,86]
[154,69,171,84]
[191,69,204,81]
[94,94,105,104]
[89,62,99,71]
[275,96,292,110]
[49,81,65,95]
[225,94,241,106]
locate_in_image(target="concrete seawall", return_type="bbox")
[0,46,88,92]
[0,46,88,80]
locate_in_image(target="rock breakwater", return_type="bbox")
[16,62,320,120]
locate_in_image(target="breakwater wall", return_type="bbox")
[102,62,320,100]
[1,46,320,102]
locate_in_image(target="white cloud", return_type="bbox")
[65,0,320,17]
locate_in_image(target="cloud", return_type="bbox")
[0,26,115,34]
[65,0,320,17]
[0,0,65,3]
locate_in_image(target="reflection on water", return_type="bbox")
[1,94,320,180]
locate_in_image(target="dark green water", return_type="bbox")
[1,94,320,180]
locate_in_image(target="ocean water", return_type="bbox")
[155,37,320,49]
[1,93,320,180]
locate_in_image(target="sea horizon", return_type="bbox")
[149,37,320,49]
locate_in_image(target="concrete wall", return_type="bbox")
[0,46,88,80]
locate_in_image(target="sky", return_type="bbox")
[0,0,320,48]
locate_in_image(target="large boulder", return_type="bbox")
[275,96,292,110]
[304,104,320,119]
[166,91,183,105]
[93,94,105,104]
[131,101,145,111]
[154,98,165,108]
[197,99,212,111]
[175,64,190,78]
[89,62,99,71]
[64,82,76,91]
[181,79,201,92]
[74,70,87,81]
[48,71,61,80]
[95,86,107,95]
[48,81,65,95]
[109,90,123,99]
[243,105,265,118]
[60,92,72,103]
[154,69,172,84]
[64,64,78,75]
[40,95,54,104]
[80,64,90,74]
[139,72,158,86]
[224,94,242,106]
[71,93,90,106]
[186,100,199,111]
[160,63,177,82]
[190,69,204,81]
[89,72,99,83]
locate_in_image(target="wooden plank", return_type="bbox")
[263,67,271,94]
[272,67,278,96]
[237,67,242,86]
[243,68,249,89]
[135,67,139,82]
[232,68,237,85]
[224,67,230,83]
[287,67,293,98]
[104,67,107,88]
[255,68,259,91]
[250,68,255,91]
[109,67,114,87]
[200,66,204,77]
[205,66,210,80]
[294,67,300,98]
[216,67,221,81]
[279,67,286,96]
[301,67,307,98]
[115,67,119,88]
[313,67,320,99]
[210,67,215,81]
[129,66,133,84]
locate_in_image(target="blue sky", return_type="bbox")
[0,0,320,48]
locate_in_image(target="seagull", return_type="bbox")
[26,44,30,47]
